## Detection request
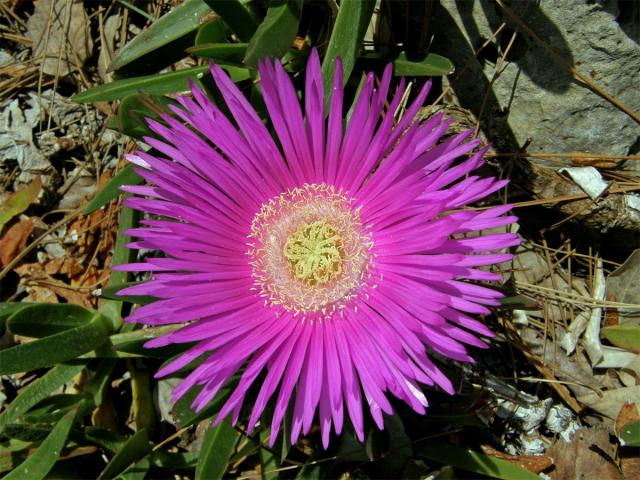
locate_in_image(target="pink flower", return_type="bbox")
[116,49,519,447]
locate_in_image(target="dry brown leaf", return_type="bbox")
[547,427,622,480]
[570,157,619,169]
[22,285,58,304]
[607,250,640,324]
[26,0,93,76]
[0,219,34,266]
[46,283,92,309]
[621,453,640,480]
[59,257,84,278]
[44,257,65,275]
[480,444,553,474]
[578,387,640,422]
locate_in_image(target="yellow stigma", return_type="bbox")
[284,220,344,285]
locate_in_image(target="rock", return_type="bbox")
[431,0,640,162]
[0,98,49,173]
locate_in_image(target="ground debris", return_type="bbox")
[26,0,93,77]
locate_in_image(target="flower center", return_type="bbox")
[247,183,373,317]
[284,220,344,286]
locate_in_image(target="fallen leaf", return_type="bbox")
[602,324,640,353]
[546,427,622,480]
[0,177,41,233]
[47,283,93,309]
[606,249,640,324]
[26,0,93,76]
[97,14,120,83]
[621,453,640,480]
[578,386,640,422]
[0,219,34,266]
[44,257,65,275]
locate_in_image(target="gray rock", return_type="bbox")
[431,0,640,162]
[0,98,49,172]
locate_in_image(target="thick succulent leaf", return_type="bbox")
[85,164,142,213]
[99,429,151,479]
[321,0,376,95]
[112,0,212,71]
[172,383,234,428]
[195,18,227,45]
[75,65,247,103]
[101,281,157,306]
[195,421,240,480]
[259,429,279,480]
[203,0,261,42]
[187,42,248,63]
[0,362,85,434]
[392,52,454,76]
[244,0,303,68]
[0,305,111,375]
[0,303,30,333]
[3,408,77,480]
[414,440,539,480]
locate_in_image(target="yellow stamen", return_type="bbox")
[247,183,374,317]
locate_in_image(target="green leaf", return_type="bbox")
[110,325,181,357]
[259,429,279,480]
[99,429,151,480]
[127,360,157,435]
[0,176,41,233]
[75,65,250,104]
[497,294,540,311]
[391,52,454,76]
[150,450,199,469]
[195,421,240,480]
[187,42,248,63]
[75,66,205,103]
[0,362,85,434]
[108,205,140,288]
[0,439,33,474]
[101,281,157,306]
[8,303,100,338]
[414,440,539,480]
[85,165,142,214]
[195,18,227,45]
[0,303,30,334]
[112,0,212,71]
[109,93,179,140]
[601,324,640,353]
[203,0,261,42]
[118,456,151,480]
[244,0,303,68]
[321,0,376,96]
[2,423,51,443]
[82,427,128,454]
[620,420,640,447]
[20,394,84,423]
[3,408,77,480]
[0,305,111,375]
[173,384,233,429]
